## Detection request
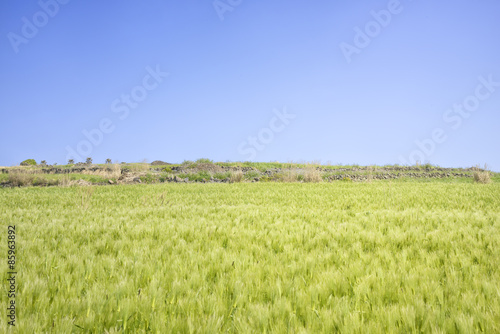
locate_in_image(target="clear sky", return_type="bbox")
[1,0,499,170]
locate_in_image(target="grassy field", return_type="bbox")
[1,181,499,333]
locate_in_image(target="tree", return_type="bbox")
[68,159,75,165]
[40,160,47,167]
[105,158,112,164]
[20,159,36,166]
[86,157,93,165]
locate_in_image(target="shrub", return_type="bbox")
[257,166,268,173]
[214,172,231,180]
[187,174,201,181]
[175,173,200,182]
[366,166,374,183]
[230,170,244,183]
[7,172,58,187]
[244,171,260,180]
[180,171,212,182]
[422,162,434,169]
[8,173,35,186]
[20,159,37,166]
[260,175,272,182]
[197,171,212,181]
[107,164,122,179]
[283,170,299,182]
[304,165,322,183]
[32,176,58,187]
[195,158,213,164]
[272,173,285,182]
[473,165,491,184]
[162,166,172,173]
[159,173,172,183]
[139,173,157,184]
[151,160,170,166]
[182,160,194,166]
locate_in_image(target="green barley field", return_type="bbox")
[1,181,499,333]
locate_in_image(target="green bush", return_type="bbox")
[272,173,285,182]
[244,171,260,180]
[213,172,231,180]
[32,176,58,187]
[260,176,272,182]
[422,163,434,169]
[140,173,158,184]
[179,171,212,182]
[176,173,203,182]
[8,173,35,186]
[20,159,37,166]
[68,174,109,184]
[159,173,172,183]
[197,171,212,180]
[258,166,268,173]
[195,158,213,164]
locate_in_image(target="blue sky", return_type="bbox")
[1,0,499,170]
